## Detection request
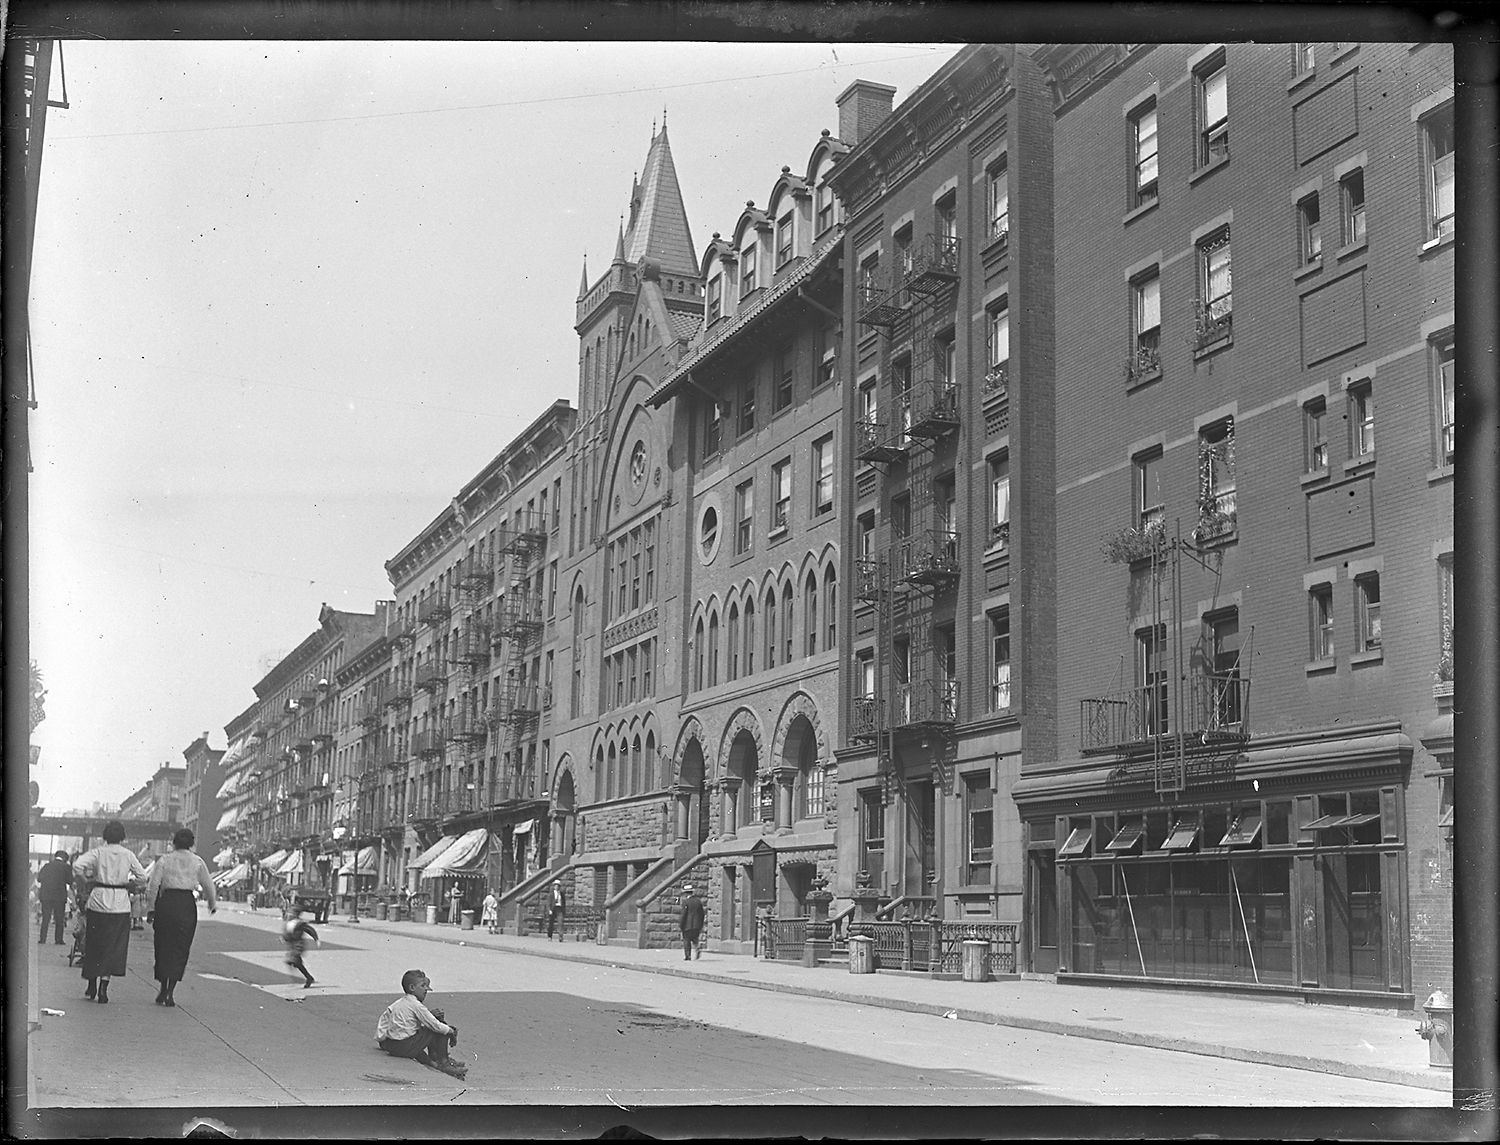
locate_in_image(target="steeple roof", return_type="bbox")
[621,124,697,276]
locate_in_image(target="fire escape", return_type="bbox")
[446,549,494,820]
[851,234,963,821]
[1082,520,1254,793]
[487,509,547,805]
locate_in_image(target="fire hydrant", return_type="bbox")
[1415,989,1452,1069]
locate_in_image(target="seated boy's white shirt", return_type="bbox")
[376,993,453,1042]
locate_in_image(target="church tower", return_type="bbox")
[574,120,702,425]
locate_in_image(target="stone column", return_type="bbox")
[773,767,798,834]
[720,777,742,839]
[671,784,693,842]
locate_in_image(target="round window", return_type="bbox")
[629,440,647,488]
[700,506,719,562]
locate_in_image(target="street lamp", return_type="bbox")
[332,822,359,924]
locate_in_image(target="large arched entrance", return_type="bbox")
[554,770,577,859]
[779,714,820,913]
[677,738,709,849]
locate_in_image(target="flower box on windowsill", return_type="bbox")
[1193,507,1237,548]
[1193,315,1234,357]
[1125,345,1162,389]
[1433,679,1455,701]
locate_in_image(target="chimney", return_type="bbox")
[836,79,897,146]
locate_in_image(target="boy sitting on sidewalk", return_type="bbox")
[375,970,467,1080]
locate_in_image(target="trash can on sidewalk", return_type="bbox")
[962,938,989,983]
[848,934,875,974]
[460,910,475,931]
[425,904,438,925]
[1416,989,1453,1069]
[375,901,388,921]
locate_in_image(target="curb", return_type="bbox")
[235,908,1451,1094]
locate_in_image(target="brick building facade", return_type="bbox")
[1014,41,1453,1001]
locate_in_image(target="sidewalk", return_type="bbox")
[218,901,1451,1093]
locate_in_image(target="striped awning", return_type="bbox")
[216,806,241,831]
[420,829,491,879]
[338,845,378,876]
[408,833,459,871]
[213,846,235,866]
[258,848,289,870]
[276,850,305,876]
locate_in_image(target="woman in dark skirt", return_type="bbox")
[72,820,148,1003]
[146,827,219,1006]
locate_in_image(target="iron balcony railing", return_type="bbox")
[412,727,447,757]
[900,529,961,588]
[495,597,543,645]
[892,679,960,728]
[414,662,448,692]
[907,378,960,438]
[1194,489,1238,543]
[1080,672,1251,754]
[447,708,487,743]
[849,696,880,742]
[902,233,961,295]
[417,595,451,627]
[457,552,493,589]
[451,623,491,666]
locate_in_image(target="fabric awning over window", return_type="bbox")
[1304,812,1380,831]
[213,846,235,866]
[276,850,305,876]
[258,848,289,870]
[216,806,241,831]
[1058,826,1092,858]
[338,845,378,875]
[408,834,459,871]
[512,819,534,836]
[421,829,492,879]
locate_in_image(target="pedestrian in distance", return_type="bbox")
[282,905,319,988]
[448,883,464,926]
[73,820,148,1004]
[679,883,705,961]
[547,880,567,941]
[481,887,499,935]
[375,969,467,1080]
[36,851,72,945]
[145,827,218,1007]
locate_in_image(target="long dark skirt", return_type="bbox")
[152,889,199,981]
[81,910,130,979]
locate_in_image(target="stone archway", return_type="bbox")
[553,768,577,858]
[670,718,711,849]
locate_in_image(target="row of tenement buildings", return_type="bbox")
[183,42,1454,1005]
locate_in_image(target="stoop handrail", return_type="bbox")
[603,853,677,938]
[632,851,712,948]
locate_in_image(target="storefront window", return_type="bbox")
[1062,786,1396,990]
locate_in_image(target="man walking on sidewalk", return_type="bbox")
[679,884,705,960]
[36,851,72,945]
[547,880,567,941]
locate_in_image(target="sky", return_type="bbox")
[27,39,961,814]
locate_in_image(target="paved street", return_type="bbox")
[28,909,1447,1110]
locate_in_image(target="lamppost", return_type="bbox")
[332,822,359,924]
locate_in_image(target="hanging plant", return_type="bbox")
[1100,521,1165,564]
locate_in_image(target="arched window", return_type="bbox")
[765,587,778,670]
[595,745,605,803]
[782,584,794,664]
[744,598,756,675]
[607,742,618,801]
[824,566,837,650]
[631,735,642,795]
[708,611,720,687]
[694,618,705,691]
[805,571,819,656]
[727,604,740,681]
[647,731,660,787]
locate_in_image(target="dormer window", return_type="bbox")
[707,276,723,324]
[815,180,835,235]
[776,214,794,268]
[740,244,758,299]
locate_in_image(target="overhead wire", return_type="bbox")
[48,49,957,141]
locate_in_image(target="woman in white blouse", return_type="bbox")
[145,827,218,1006]
[73,820,148,1004]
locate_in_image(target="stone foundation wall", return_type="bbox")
[580,796,669,854]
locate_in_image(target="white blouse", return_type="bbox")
[147,849,217,907]
[73,844,148,914]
